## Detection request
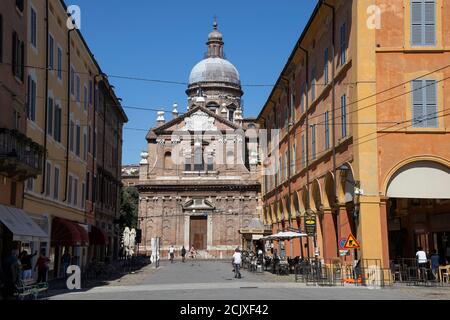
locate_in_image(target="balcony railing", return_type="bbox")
[0,128,44,179]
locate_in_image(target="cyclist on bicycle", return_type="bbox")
[169,245,175,263]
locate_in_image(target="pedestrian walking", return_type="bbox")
[169,245,175,263]
[232,248,242,279]
[61,250,72,277]
[34,249,50,283]
[190,245,196,259]
[430,250,440,280]
[181,246,186,263]
[20,250,37,280]
[2,249,21,299]
[416,247,428,268]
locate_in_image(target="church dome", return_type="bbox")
[189,57,240,86]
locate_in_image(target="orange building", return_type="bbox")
[0,0,45,261]
[257,0,450,269]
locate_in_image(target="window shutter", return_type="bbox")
[27,75,31,119]
[411,1,423,45]
[412,80,425,127]
[425,80,437,127]
[424,0,436,45]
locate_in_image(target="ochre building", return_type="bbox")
[258,0,450,269]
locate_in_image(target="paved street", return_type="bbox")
[47,260,450,300]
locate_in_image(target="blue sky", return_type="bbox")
[69,0,318,164]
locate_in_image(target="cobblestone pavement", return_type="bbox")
[48,260,450,300]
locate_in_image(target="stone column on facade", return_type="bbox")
[207,214,213,257]
[379,197,390,269]
[322,208,338,261]
[184,214,190,249]
[358,196,386,267]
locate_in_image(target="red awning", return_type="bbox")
[89,225,109,245]
[51,218,89,246]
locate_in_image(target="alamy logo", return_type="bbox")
[67,5,81,30]
[367,5,381,30]
[66,265,81,290]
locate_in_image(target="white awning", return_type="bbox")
[0,204,48,242]
[263,231,308,241]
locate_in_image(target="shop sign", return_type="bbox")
[304,214,316,236]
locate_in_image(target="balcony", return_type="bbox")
[0,128,44,180]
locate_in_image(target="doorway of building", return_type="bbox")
[190,216,207,250]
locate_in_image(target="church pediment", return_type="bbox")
[154,106,239,134]
[182,110,217,131]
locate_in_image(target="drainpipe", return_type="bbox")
[63,28,75,201]
[41,0,49,194]
[298,45,310,258]
[323,0,339,256]
[281,76,292,230]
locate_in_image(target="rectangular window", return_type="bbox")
[324,48,329,85]
[88,126,92,154]
[68,175,73,204]
[86,172,90,201]
[311,68,316,102]
[48,34,54,69]
[69,120,75,152]
[83,129,87,161]
[325,111,330,149]
[53,167,59,200]
[30,8,37,48]
[93,130,97,158]
[47,97,53,136]
[300,84,305,114]
[411,0,436,46]
[57,47,62,79]
[70,67,75,95]
[27,76,36,121]
[45,162,51,196]
[340,23,347,65]
[54,105,62,143]
[16,0,24,12]
[76,75,80,102]
[341,95,348,137]
[412,79,438,128]
[12,31,24,81]
[83,85,88,111]
[81,182,86,209]
[311,125,317,161]
[301,134,305,168]
[73,177,78,207]
[76,124,81,156]
[184,157,191,172]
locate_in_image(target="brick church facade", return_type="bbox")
[136,21,262,259]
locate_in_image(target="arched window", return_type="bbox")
[194,143,204,171]
[229,110,234,122]
[164,151,173,170]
